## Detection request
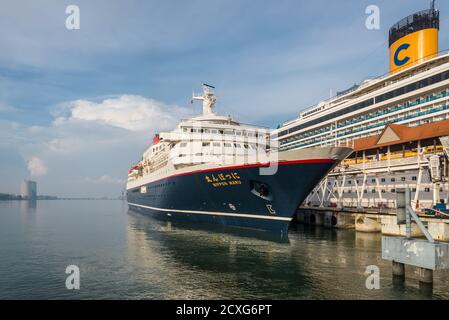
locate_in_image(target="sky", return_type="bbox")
[1,0,449,197]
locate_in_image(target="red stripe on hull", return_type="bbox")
[196,159,335,174]
[128,158,335,190]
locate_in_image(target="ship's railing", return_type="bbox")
[281,100,449,151]
[178,119,271,131]
[354,156,425,170]
[309,198,436,210]
[389,9,439,46]
[280,49,449,129]
[161,132,266,144]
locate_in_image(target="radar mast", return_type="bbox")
[191,84,217,116]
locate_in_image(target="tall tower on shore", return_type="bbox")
[20,180,37,200]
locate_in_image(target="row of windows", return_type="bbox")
[282,102,449,150]
[341,187,431,194]
[179,142,259,149]
[152,144,165,153]
[280,98,374,137]
[335,176,418,185]
[282,90,449,146]
[182,127,259,137]
[148,181,175,189]
[134,182,175,194]
[279,69,449,138]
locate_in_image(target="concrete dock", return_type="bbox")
[296,206,449,242]
[297,199,449,291]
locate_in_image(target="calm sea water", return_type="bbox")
[1,199,449,300]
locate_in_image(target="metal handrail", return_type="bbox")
[280,49,449,129]
[389,9,439,46]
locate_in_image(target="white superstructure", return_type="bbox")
[277,53,449,151]
[275,3,449,211]
[127,84,271,190]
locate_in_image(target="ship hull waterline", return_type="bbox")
[127,158,340,236]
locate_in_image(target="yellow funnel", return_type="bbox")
[389,8,439,74]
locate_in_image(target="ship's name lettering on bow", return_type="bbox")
[204,172,242,187]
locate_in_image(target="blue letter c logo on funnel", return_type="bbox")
[394,43,410,67]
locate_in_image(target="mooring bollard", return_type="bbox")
[392,261,405,278]
[418,268,434,284]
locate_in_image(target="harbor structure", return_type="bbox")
[306,120,449,210]
[381,187,449,289]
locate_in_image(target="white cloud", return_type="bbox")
[0,94,194,197]
[27,156,47,177]
[65,95,189,131]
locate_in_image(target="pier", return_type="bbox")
[296,187,449,290]
[296,206,449,241]
[298,125,449,244]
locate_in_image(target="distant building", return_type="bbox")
[20,180,37,200]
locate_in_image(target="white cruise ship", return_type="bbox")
[126,84,351,235]
[275,3,449,210]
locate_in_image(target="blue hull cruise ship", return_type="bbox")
[126,85,351,236]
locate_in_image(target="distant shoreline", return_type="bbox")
[0,197,125,201]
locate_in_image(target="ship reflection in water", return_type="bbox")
[2,200,449,299]
[127,209,449,299]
